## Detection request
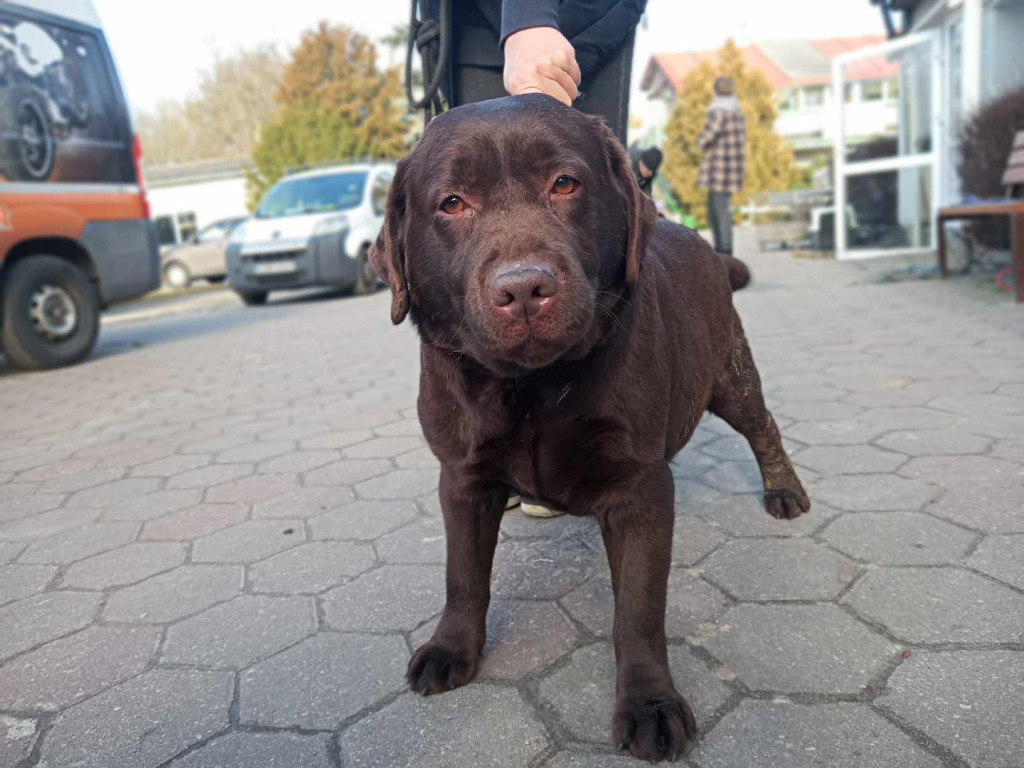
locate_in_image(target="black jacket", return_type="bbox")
[425,0,646,82]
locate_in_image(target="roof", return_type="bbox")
[642,36,897,95]
[146,157,252,188]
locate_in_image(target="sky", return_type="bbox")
[94,0,888,115]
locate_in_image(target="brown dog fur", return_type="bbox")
[370,95,809,763]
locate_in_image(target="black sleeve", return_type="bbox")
[500,0,562,46]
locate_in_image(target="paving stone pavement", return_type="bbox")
[0,243,1023,768]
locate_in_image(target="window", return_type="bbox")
[802,86,826,109]
[197,221,229,243]
[155,216,176,247]
[177,212,197,243]
[255,171,369,219]
[779,89,797,112]
[861,80,885,102]
[371,172,392,215]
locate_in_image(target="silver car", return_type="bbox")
[161,217,247,289]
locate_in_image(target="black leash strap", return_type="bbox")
[406,0,450,127]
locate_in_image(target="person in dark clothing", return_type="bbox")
[633,146,662,196]
[411,0,646,143]
[408,0,646,517]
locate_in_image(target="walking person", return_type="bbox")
[631,146,662,197]
[406,0,647,518]
[697,76,747,255]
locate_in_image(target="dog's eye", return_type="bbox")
[440,195,465,215]
[551,176,579,195]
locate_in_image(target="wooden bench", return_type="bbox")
[937,132,1024,303]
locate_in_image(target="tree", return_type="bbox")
[662,39,797,227]
[247,23,409,207]
[136,45,284,167]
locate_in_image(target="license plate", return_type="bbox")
[253,261,297,275]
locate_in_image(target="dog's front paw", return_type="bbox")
[407,642,478,695]
[763,485,810,520]
[613,693,697,763]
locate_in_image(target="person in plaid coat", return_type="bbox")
[697,77,747,255]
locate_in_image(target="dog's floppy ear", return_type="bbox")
[592,117,657,286]
[369,158,411,324]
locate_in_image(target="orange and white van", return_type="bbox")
[0,0,159,369]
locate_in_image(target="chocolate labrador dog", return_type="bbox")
[369,94,809,762]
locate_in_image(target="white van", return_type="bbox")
[226,163,393,306]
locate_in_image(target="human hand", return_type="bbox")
[503,27,581,106]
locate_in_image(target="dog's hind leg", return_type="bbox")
[708,321,810,520]
[407,466,506,695]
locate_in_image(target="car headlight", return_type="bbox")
[313,215,349,236]
[229,223,248,244]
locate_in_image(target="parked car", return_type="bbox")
[227,163,392,306]
[161,216,246,289]
[0,0,159,370]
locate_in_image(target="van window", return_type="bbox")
[256,172,368,219]
[0,11,132,184]
[155,216,177,247]
[371,172,392,216]
[177,212,197,242]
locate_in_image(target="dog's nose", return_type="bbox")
[490,264,558,319]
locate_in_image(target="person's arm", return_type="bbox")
[499,1,581,106]
[696,111,723,153]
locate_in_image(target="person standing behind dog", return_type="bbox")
[697,76,746,256]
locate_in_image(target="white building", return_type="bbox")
[831,0,1024,259]
[146,158,251,249]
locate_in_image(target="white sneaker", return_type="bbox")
[505,494,521,511]
[521,498,565,518]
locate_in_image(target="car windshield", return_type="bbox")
[255,171,367,219]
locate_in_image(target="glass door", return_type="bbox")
[833,31,943,260]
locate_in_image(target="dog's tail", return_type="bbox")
[722,254,751,292]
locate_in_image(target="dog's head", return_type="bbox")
[370,94,656,375]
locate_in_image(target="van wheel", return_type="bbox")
[1,256,100,370]
[238,291,268,306]
[163,261,191,290]
[353,245,378,295]
[0,86,56,181]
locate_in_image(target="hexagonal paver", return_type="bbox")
[693,493,839,537]
[0,493,64,524]
[876,429,992,457]
[0,591,101,662]
[16,522,137,564]
[703,604,897,693]
[376,517,446,564]
[413,599,577,681]
[899,455,1024,488]
[544,754,636,768]
[701,436,755,461]
[132,454,210,478]
[537,643,730,743]
[560,571,728,639]
[308,500,418,540]
[858,407,958,430]
[252,485,355,519]
[258,450,338,474]
[356,469,439,499]
[699,461,763,493]
[103,565,242,623]
[701,538,859,601]
[342,686,548,768]
[878,650,1024,768]
[215,440,293,464]
[0,506,99,541]
[250,541,375,594]
[204,473,300,504]
[0,714,37,766]
[166,462,252,489]
[240,633,408,728]
[928,485,1024,533]
[173,732,332,768]
[0,564,55,606]
[784,420,886,446]
[300,429,375,449]
[342,436,423,459]
[162,595,315,668]
[813,474,937,511]
[930,393,1024,416]
[192,519,303,563]
[491,536,599,600]
[968,535,1024,590]
[322,564,444,631]
[0,625,158,711]
[140,503,249,541]
[499,509,597,539]
[39,668,232,768]
[305,458,392,486]
[0,541,25,565]
[773,401,864,421]
[695,701,941,768]
[823,511,975,565]
[793,444,905,474]
[61,542,187,589]
[38,467,123,494]
[102,488,202,521]
[845,567,1024,643]
[672,515,727,566]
